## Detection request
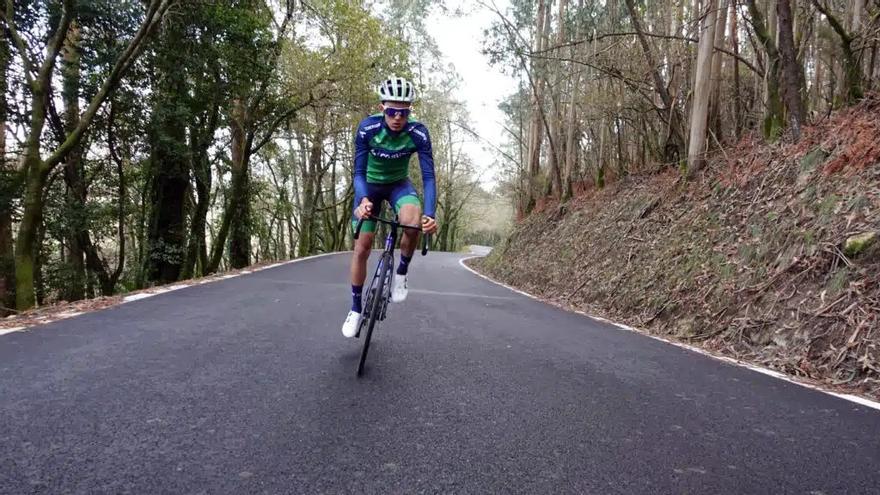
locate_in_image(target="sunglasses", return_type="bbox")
[383,106,411,119]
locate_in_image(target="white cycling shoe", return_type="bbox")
[391,275,408,303]
[342,310,362,338]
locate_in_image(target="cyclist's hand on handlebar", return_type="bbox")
[421,215,438,234]
[355,198,373,219]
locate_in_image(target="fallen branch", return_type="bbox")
[811,295,848,318]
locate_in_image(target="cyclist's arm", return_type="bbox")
[413,125,437,218]
[353,127,369,201]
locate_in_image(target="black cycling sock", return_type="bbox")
[351,285,363,313]
[397,255,413,275]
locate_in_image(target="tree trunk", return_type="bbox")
[813,40,824,111]
[297,124,323,257]
[851,0,865,33]
[102,99,126,295]
[61,20,86,301]
[687,0,718,176]
[146,132,188,284]
[324,142,339,251]
[0,33,13,312]
[731,0,743,138]
[709,0,729,142]
[777,0,805,140]
[615,113,626,178]
[623,0,686,164]
[562,0,584,201]
[228,98,251,269]
[14,70,54,308]
[525,0,548,213]
[868,40,877,91]
[562,43,580,200]
[181,122,212,279]
[33,210,48,305]
[146,17,189,284]
[546,0,568,198]
[746,0,785,139]
[285,186,295,259]
[207,200,232,274]
[15,154,48,309]
[767,0,778,42]
[811,0,863,103]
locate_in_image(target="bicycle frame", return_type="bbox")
[360,216,425,313]
[352,213,430,376]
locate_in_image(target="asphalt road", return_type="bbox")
[1,252,879,494]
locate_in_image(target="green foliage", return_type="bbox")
[817,193,839,218]
[2,0,484,303]
[827,266,850,296]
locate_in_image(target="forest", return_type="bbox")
[0,0,500,313]
[483,0,879,214]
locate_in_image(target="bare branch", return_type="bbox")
[533,31,764,77]
[38,0,74,84]
[811,0,853,44]
[1,0,36,86]
[248,93,317,156]
[43,0,174,172]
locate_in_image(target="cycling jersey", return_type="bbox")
[353,114,437,218]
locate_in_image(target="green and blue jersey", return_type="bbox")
[353,114,437,217]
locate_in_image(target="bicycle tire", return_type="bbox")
[357,252,393,376]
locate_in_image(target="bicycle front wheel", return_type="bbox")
[357,252,393,376]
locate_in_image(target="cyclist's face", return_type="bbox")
[381,101,411,131]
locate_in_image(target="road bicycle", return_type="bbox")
[352,215,430,376]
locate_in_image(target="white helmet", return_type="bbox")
[377,76,417,103]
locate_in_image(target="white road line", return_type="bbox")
[458,256,880,412]
[123,293,154,303]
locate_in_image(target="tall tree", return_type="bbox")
[208,0,299,272]
[525,0,548,212]
[730,0,743,138]
[145,10,189,284]
[746,0,785,139]
[624,0,686,164]
[0,30,12,311]
[688,0,718,176]
[2,0,173,309]
[811,0,864,103]
[561,0,585,201]
[60,18,86,300]
[545,0,568,198]
[777,0,806,139]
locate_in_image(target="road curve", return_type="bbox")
[1,252,879,494]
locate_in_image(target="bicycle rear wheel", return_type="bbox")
[357,252,393,376]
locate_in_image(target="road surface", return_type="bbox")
[2,252,879,493]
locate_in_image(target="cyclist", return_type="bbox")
[342,76,439,338]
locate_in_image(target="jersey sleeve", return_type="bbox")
[411,124,437,218]
[353,123,369,202]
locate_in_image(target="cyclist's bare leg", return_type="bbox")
[397,203,421,257]
[351,231,374,286]
[342,229,373,336]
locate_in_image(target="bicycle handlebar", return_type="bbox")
[354,216,432,256]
